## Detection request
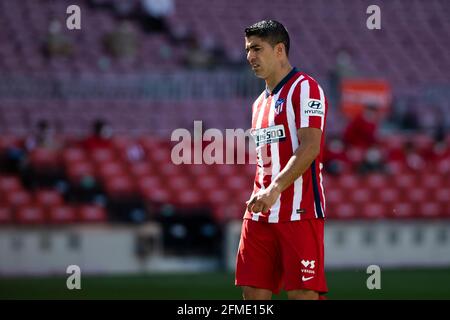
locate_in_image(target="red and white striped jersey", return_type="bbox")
[244,67,328,223]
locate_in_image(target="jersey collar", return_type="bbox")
[265,67,298,98]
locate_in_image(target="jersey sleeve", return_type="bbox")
[296,78,327,131]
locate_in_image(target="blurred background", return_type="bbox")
[0,0,449,299]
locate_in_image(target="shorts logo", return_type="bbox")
[274,98,285,115]
[251,124,286,147]
[302,276,314,282]
[301,260,315,269]
[300,260,316,280]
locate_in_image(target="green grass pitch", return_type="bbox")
[1,268,449,299]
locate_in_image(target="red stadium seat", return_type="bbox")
[213,203,246,222]
[111,135,134,150]
[0,136,22,153]
[435,189,450,207]
[136,175,161,192]
[158,162,185,178]
[394,174,418,189]
[29,148,61,170]
[334,203,358,219]
[129,162,155,177]
[366,173,388,188]
[388,202,417,219]
[0,206,13,224]
[386,161,408,175]
[195,175,221,192]
[62,147,86,163]
[384,134,405,151]
[48,205,77,224]
[326,189,344,205]
[141,187,171,203]
[346,147,365,165]
[5,190,33,208]
[0,176,22,190]
[66,161,95,184]
[414,134,434,154]
[351,189,371,204]
[166,176,191,192]
[225,175,251,192]
[324,203,338,219]
[91,148,116,164]
[421,174,442,189]
[338,173,360,189]
[206,189,232,206]
[35,189,64,208]
[376,187,400,204]
[97,161,127,181]
[189,164,213,177]
[175,189,204,206]
[418,202,443,219]
[103,175,136,198]
[361,203,386,219]
[15,205,46,225]
[147,147,171,164]
[78,205,107,223]
[407,187,427,204]
[215,165,238,177]
[436,159,450,174]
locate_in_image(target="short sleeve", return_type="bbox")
[297,78,327,131]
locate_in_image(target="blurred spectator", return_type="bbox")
[103,21,138,60]
[399,107,420,131]
[126,143,146,162]
[431,118,449,162]
[139,0,174,34]
[43,19,73,58]
[433,116,446,144]
[169,24,195,46]
[2,120,62,174]
[200,36,231,68]
[328,47,358,105]
[112,1,138,20]
[357,145,386,174]
[343,105,379,150]
[432,138,450,162]
[182,37,214,70]
[87,0,113,9]
[25,120,62,152]
[323,137,350,175]
[83,119,113,151]
[389,140,426,172]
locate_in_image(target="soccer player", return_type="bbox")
[235,20,328,300]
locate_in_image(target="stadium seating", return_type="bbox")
[0,131,448,225]
[0,1,448,226]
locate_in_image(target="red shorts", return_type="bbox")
[235,218,328,295]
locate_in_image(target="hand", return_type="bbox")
[246,185,281,213]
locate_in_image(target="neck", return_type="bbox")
[265,61,293,93]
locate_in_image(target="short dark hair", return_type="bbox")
[245,20,290,56]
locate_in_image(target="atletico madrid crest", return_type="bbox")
[274,98,284,114]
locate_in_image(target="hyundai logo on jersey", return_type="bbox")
[308,100,322,109]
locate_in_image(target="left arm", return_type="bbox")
[247,127,322,213]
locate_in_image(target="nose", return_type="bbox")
[247,51,255,63]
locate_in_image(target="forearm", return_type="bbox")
[269,143,319,193]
